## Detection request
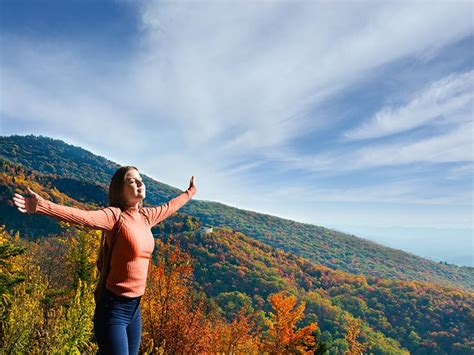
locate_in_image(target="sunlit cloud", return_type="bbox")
[1,0,473,264]
[344,70,473,140]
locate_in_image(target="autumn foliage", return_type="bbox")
[0,227,323,354]
[140,237,321,354]
[2,144,473,354]
[264,290,318,353]
[343,318,366,355]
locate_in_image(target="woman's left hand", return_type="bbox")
[188,176,196,190]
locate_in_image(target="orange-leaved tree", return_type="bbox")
[264,290,319,354]
[141,236,219,353]
[140,236,264,353]
[344,317,366,355]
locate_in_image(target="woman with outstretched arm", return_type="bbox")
[12,166,197,355]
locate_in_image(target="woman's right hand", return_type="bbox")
[12,187,41,213]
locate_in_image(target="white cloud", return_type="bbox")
[0,40,150,153]
[344,70,474,140]
[445,163,474,181]
[134,1,473,156]
[263,120,473,175]
[268,178,472,206]
[3,1,472,166]
[352,122,473,167]
[1,0,473,223]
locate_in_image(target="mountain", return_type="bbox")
[1,134,472,292]
[1,133,473,353]
[156,223,473,354]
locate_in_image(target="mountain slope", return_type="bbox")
[165,224,473,354]
[3,167,473,353]
[1,134,472,291]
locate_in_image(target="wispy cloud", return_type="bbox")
[262,120,472,179]
[351,121,472,167]
[1,0,473,250]
[343,70,473,140]
[269,179,472,205]
[445,163,474,181]
[134,1,473,155]
[0,39,148,153]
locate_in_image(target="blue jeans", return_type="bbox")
[93,287,142,355]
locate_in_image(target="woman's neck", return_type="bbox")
[125,201,141,209]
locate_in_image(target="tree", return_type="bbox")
[141,236,264,353]
[141,237,215,353]
[0,225,26,297]
[264,290,319,354]
[343,318,366,355]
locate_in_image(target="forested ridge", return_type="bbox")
[1,134,471,291]
[159,224,473,353]
[1,134,473,353]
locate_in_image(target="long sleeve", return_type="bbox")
[142,185,196,228]
[35,196,121,231]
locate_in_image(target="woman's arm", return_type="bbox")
[142,176,196,228]
[13,187,120,231]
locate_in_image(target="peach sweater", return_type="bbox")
[35,185,197,298]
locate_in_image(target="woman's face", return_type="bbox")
[122,169,145,206]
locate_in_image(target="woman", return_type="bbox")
[12,166,197,354]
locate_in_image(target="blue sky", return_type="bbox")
[1,0,473,266]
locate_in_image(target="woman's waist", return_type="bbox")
[104,286,142,302]
[110,256,151,270]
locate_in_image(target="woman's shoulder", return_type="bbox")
[103,206,123,221]
[138,207,151,225]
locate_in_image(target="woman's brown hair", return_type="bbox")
[109,165,143,211]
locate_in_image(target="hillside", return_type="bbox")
[1,133,472,293]
[1,160,472,353]
[163,223,473,354]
